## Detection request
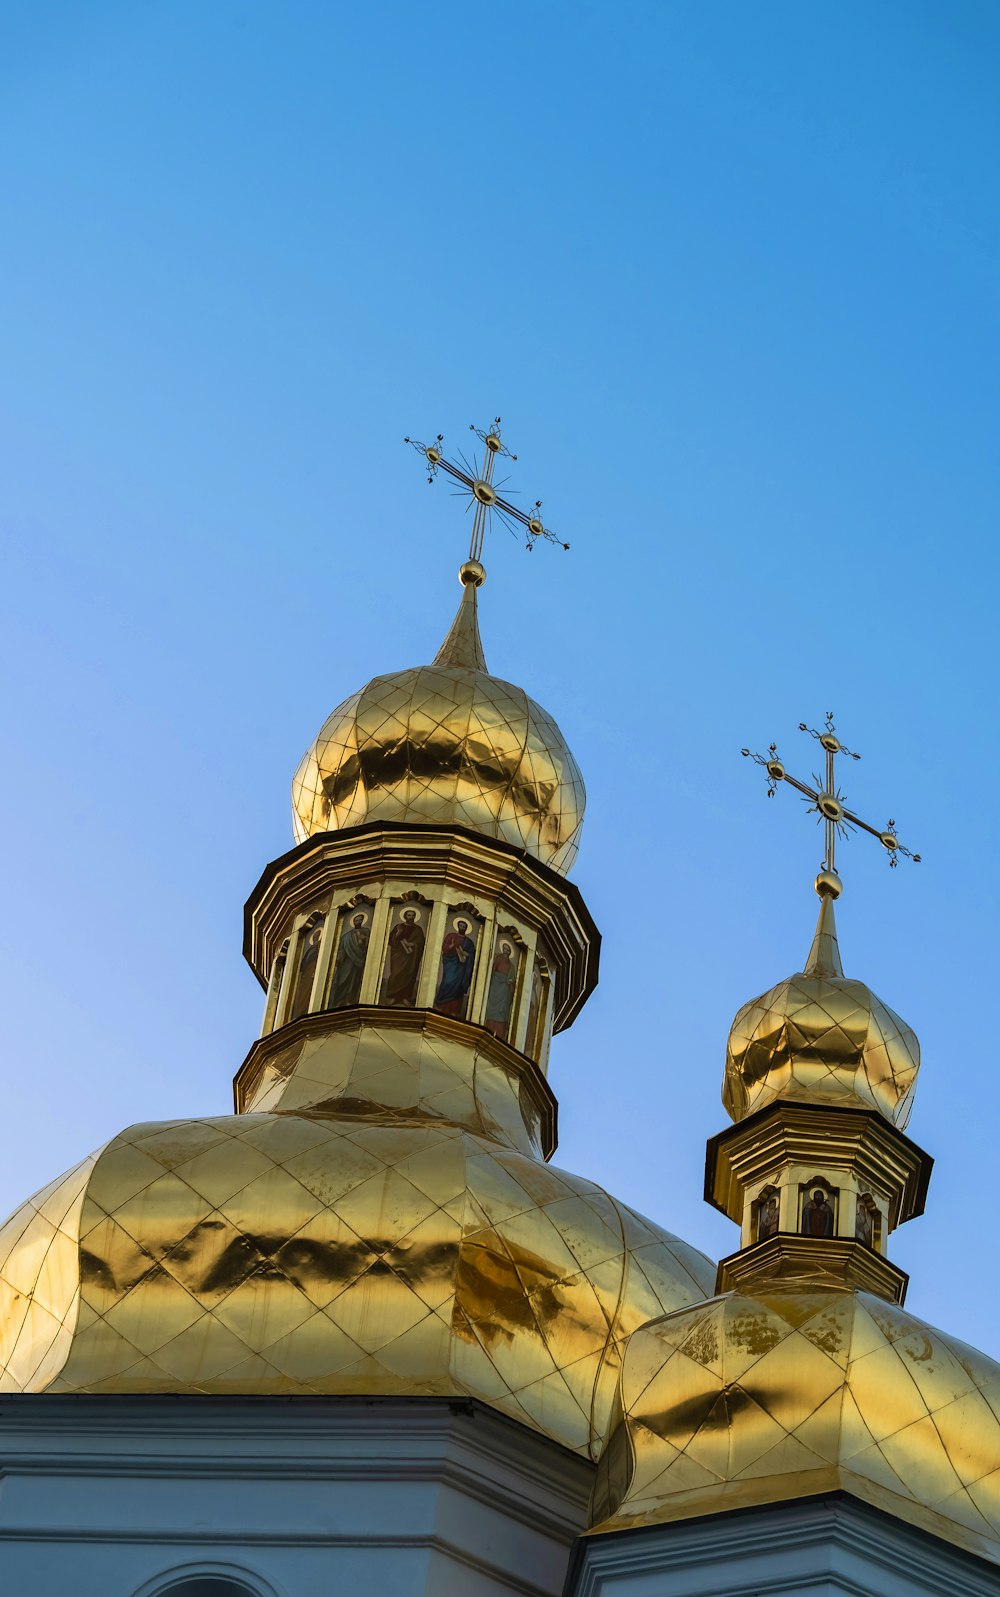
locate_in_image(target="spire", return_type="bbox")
[711,729,929,1307]
[433,560,488,672]
[803,870,844,978]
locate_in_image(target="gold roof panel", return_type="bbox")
[589,1283,1000,1566]
[724,893,919,1127]
[291,572,586,875]
[0,1107,714,1458]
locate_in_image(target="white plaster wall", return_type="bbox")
[0,1395,593,1597]
[567,1495,1000,1597]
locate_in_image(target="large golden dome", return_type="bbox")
[291,563,586,874]
[0,1017,714,1457]
[724,887,919,1127]
[0,541,711,1468]
[590,1283,1000,1566]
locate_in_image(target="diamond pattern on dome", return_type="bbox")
[725,970,920,1127]
[0,1112,713,1459]
[0,1153,97,1393]
[292,660,585,873]
[591,1285,1000,1564]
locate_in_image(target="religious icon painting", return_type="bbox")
[288,914,325,1022]
[855,1193,881,1250]
[754,1186,780,1242]
[379,897,430,1008]
[799,1179,838,1238]
[433,906,482,1020]
[265,937,291,1033]
[326,899,374,1010]
[525,953,550,1062]
[483,928,524,1042]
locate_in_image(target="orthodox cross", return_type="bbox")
[742,712,921,876]
[404,418,569,559]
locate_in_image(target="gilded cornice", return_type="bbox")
[704,1100,932,1234]
[716,1233,909,1303]
[243,819,600,1031]
[232,1006,560,1159]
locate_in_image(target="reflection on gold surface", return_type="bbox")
[595,856,998,1567]
[235,1011,558,1155]
[589,1283,1000,1565]
[291,575,586,874]
[0,1009,714,1458]
[0,1153,96,1393]
[0,1100,713,1456]
[724,893,919,1127]
[0,563,628,1449]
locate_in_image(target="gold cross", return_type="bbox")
[742,712,921,880]
[404,418,569,559]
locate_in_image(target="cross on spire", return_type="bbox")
[742,712,921,888]
[404,418,569,559]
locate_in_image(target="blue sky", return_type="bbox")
[2,1,999,1352]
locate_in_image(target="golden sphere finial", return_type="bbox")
[459,559,486,587]
[814,868,843,899]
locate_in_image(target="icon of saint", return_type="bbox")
[289,922,323,1021]
[484,941,518,1040]
[757,1193,779,1241]
[328,911,370,1009]
[855,1200,875,1248]
[434,918,477,1018]
[525,960,545,1058]
[382,908,425,1007]
[802,1188,835,1238]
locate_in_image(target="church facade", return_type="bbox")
[2,482,999,1593]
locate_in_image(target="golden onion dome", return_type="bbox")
[291,561,586,874]
[589,1282,1000,1567]
[0,1079,715,1457]
[723,880,919,1128]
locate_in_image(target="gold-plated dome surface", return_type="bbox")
[0,1108,714,1458]
[291,573,586,874]
[590,1284,1000,1566]
[724,894,919,1127]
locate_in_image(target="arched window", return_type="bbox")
[138,1573,273,1597]
[155,1583,256,1597]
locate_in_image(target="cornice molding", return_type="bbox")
[232,1006,560,1159]
[705,1100,933,1228]
[243,820,600,1032]
[568,1492,1000,1596]
[716,1233,909,1303]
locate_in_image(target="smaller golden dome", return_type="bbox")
[724,891,919,1128]
[589,1284,1000,1569]
[291,566,586,874]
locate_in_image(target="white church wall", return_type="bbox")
[566,1495,1000,1597]
[0,1395,593,1597]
